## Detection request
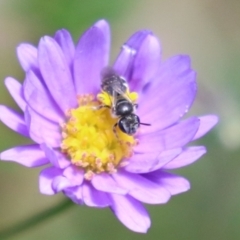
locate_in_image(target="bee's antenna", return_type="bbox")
[140,122,151,126]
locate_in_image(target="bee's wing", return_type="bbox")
[111,89,118,111]
[110,85,128,112]
[111,84,132,102]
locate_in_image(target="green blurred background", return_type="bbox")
[0,0,239,239]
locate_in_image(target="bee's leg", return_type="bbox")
[113,122,120,140]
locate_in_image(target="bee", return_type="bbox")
[100,67,150,135]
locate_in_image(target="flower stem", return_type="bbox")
[0,199,73,239]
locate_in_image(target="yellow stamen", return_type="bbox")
[61,94,137,178]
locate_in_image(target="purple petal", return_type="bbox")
[4,77,26,111]
[16,43,38,71]
[92,173,128,195]
[114,33,161,95]
[138,55,197,134]
[125,148,181,173]
[54,29,75,67]
[25,107,61,147]
[135,117,200,153]
[63,166,84,186]
[41,143,60,168]
[27,90,64,123]
[145,171,190,195]
[73,20,110,95]
[114,30,152,78]
[130,34,161,94]
[52,176,72,192]
[40,144,70,169]
[64,186,83,204]
[54,151,71,168]
[39,167,63,195]
[0,144,48,167]
[94,19,110,45]
[148,148,182,172]
[24,70,64,122]
[193,115,218,140]
[38,36,77,112]
[110,194,150,233]
[163,146,206,169]
[82,182,110,208]
[23,69,46,98]
[113,170,170,204]
[124,152,160,173]
[0,105,29,137]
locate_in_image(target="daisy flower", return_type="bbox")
[0,20,218,233]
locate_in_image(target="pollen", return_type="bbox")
[61,94,137,179]
[97,90,138,106]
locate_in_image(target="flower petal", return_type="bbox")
[125,148,181,173]
[114,31,161,95]
[38,36,77,112]
[54,29,75,67]
[73,20,110,95]
[113,170,170,204]
[148,148,182,172]
[4,77,26,111]
[52,176,72,193]
[82,183,110,208]
[40,143,60,168]
[193,115,218,140]
[145,171,190,195]
[124,152,160,173]
[25,107,61,147]
[135,117,200,153]
[138,55,197,133]
[16,43,38,71]
[63,166,84,186]
[40,143,70,168]
[24,70,64,122]
[92,173,128,195]
[163,146,206,169]
[114,30,151,78]
[54,151,71,168]
[0,105,29,137]
[0,144,48,167]
[129,34,161,94]
[39,167,63,195]
[23,69,46,98]
[40,144,70,169]
[110,194,150,233]
[94,19,110,54]
[64,186,83,205]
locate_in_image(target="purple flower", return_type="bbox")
[0,20,217,233]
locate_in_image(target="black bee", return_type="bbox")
[100,67,150,135]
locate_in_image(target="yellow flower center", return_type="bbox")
[61,93,138,180]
